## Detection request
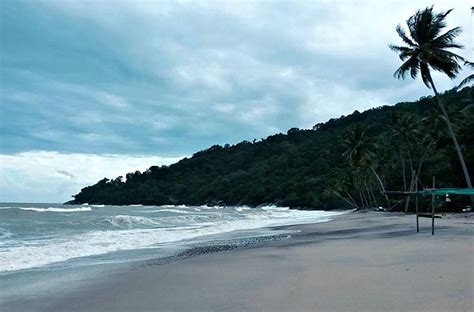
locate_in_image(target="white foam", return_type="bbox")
[261,205,290,211]
[0,209,346,272]
[159,209,193,214]
[191,205,222,210]
[138,208,194,214]
[18,207,92,212]
[0,228,13,240]
[90,204,105,208]
[160,204,187,209]
[106,215,161,227]
[235,207,251,212]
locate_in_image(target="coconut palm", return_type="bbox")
[458,61,474,88]
[323,170,359,209]
[390,6,472,189]
[388,113,419,208]
[342,124,388,201]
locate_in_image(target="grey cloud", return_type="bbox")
[1,0,471,156]
[56,170,76,179]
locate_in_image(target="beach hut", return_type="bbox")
[415,187,474,235]
[384,177,473,235]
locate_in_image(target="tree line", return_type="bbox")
[68,86,473,211]
[68,7,473,211]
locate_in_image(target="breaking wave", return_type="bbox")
[17,207,92,213]
[0,204,345,272]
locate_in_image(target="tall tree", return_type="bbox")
[323,169,359,209]
[389,6,472,190]
[458,61,474,88]
[342,124,389,207]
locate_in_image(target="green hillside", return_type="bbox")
[68,87,473,210]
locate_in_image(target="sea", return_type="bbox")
[0,202,344,302]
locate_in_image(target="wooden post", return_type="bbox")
[416,179,419,233]
[432,176,435,235]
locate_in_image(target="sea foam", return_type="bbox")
[0,205,345,272]
[17,207,92,212]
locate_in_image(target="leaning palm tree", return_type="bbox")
[323,170,359,209]
[390,6,472,189]
[342,124,376,169]
[458,61,474,88]
[342,124,389,207]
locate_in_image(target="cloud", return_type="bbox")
[56,170,76,179]
[2,0,471,156]
[0,0,472,201]
[0,151,184,203]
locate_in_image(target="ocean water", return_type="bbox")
[0,203,343,273]
[0,203,344,303]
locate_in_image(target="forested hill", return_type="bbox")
[68,87,473,210]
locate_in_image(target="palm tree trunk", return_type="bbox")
[370,166,390,207]
[359,191,369,208]
[344,191,359,209]
[362,190,370,208]
[370,166,386,192]
[401,156,407,191]
[404,141,433,213]
[367,185,376,208]
[404,169,415,213]
[338,194,358,209]
[370,189,379,207]
[429,79,472,189]
[406,148,415,183]
[365,184,375,207]
[413,140,433,187]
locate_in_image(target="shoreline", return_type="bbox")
[2,211,473,312]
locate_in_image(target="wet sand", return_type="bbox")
[3,211,473,312]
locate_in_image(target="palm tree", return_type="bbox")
[458,61,474,88]
[342,124,389,207]
[323,170,359,209]
[390,6,472,190]
[342,124,376,169]
[388,113,420,179]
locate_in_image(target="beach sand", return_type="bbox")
[4,211,473,312]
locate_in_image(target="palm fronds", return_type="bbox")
[389,6,465,88]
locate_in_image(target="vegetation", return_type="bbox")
[69,7,473,211]
[68,87,473,211]
[389,6,471,190]
[458,61,474,89]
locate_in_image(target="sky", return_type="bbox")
[0,0,473,203]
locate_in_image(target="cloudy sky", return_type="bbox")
[1,0,472,202]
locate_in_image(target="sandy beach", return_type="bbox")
[3,211,473,312]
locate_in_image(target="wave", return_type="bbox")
[105,215,162,228]
[261,205,290,211]
[234,207,251,212]
[17,207,92,212]
[0,207,347,272]
[138,208,194,214]
[0,228,13,240]
[0,206,15,210]
[198,205,223,210]
[0,226,223,272]
[159,204,187,209]
[159,209,193,214]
